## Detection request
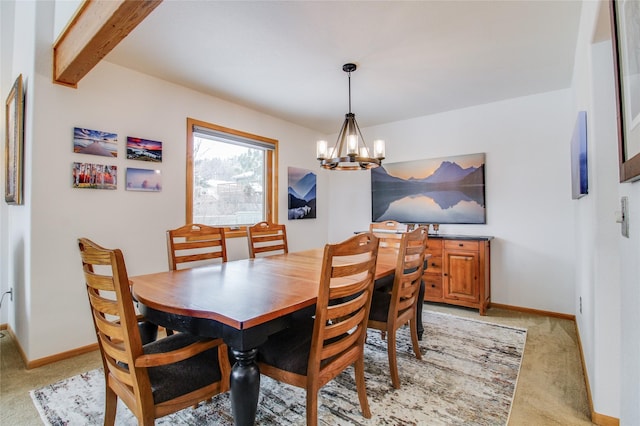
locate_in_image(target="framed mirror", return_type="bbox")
[610,0,640,182]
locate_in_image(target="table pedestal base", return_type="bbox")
[230,348,260,426]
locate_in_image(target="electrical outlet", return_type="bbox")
[579,296,582,314]
[9,287,13,301]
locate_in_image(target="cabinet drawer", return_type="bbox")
[444,240,479,251]
[423,273,443,299]
[426,239,443,253]
[424,256,442,274]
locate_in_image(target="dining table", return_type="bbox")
[130,245,425,426]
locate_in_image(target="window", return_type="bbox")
[187,118,278,237]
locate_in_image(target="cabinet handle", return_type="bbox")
[459,243,464,247]
[431,284,435,288]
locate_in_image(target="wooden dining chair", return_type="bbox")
[246,221,288,258]
[257,232,380,426]
[77,238,231,425]
[369,220,408,250]
[367,226,428,389]
[166,223,227,270]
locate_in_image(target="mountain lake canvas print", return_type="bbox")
[371,153,486,224]
[288,167,316,220]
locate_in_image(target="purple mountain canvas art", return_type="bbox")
[371,153,486,224]
[288,167,316,219]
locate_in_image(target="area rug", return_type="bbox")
[30,311,526,425]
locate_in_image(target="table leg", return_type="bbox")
[417,280,425,340]
[230,348,260,426]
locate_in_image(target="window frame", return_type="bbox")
[186,117,278,238]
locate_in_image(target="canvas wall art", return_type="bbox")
[126,168,162,192]
[371,153,486,224]
[72,162,117,190]
[73,127,118,158]
[571,111,588,199]
[126,137,162,162]
[288,166,316,219]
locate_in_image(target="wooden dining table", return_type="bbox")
[130,246,420,426]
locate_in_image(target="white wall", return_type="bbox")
[329,89,576,315]
[571,0,624,419]
[1,0,38,350]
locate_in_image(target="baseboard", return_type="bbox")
[591,411,620,426]
[27,342,99,369]
[2,323,99,369]
[490,303,575,321]
[573,321,620,426]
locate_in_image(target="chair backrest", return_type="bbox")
[77,238,153,413]
[309,232,380,386]
[166,224,227,270]
[369,220,408,249]
[389,226,429,323]
[246,221,288,258]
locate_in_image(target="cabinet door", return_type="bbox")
[443,250,479,302]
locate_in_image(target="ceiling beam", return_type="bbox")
[53,0,162,88]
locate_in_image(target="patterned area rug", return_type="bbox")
[30,311,526,425]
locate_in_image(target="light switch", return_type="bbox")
[620,196,629,238]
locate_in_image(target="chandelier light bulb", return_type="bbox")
[374,139,386,159]
[347,134,358,155]
[316,140,328,159]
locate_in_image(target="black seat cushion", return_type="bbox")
[374,275,394,293]
[142,332,224,404]
[258,317,315,375]
[368,290,392,322]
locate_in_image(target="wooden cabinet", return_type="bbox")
[423,236,491,315]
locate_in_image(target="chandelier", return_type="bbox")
[316,63,385,170]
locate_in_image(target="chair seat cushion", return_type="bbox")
[374,274,395,293]
[143,332,224,404]
[258,317,314,375]
[369,290,392,322]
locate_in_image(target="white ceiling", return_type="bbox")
[103,1,583,134]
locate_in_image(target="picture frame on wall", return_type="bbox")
[73,127,118,158]
[72,162,117,190]
[610,0,640,182]
[126,136,162,162]
[571,111,588,199]
[5,74,24,205]
[371,153,486,224]
[287,166,316,219]
[126,167,162,192]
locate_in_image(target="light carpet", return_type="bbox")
[30,311,526,425]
